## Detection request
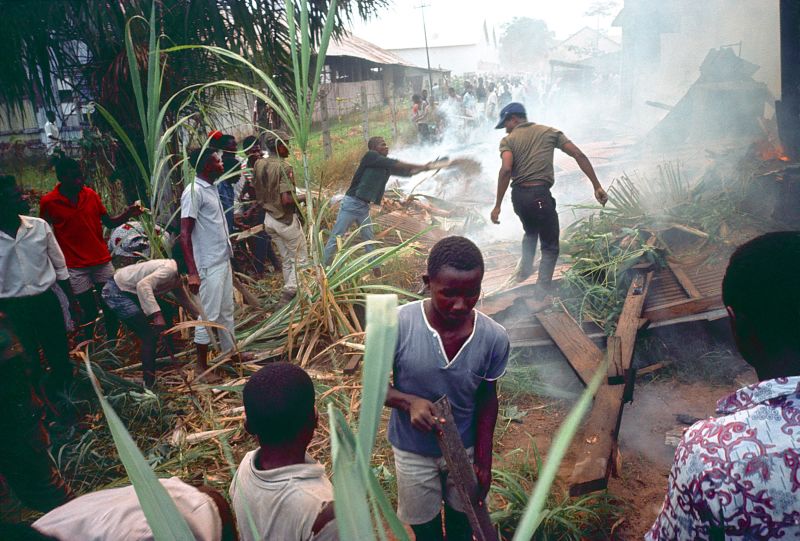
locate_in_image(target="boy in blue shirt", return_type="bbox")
[385,236,510,541]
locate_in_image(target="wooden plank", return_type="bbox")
[642,295,724,323]
[432,397,499,541]
[616,272,653,372]
[536,309,603,385]
[606,336,623,384]
[668,262,703,299]
[342,354,363,375]
[568,384,626,496]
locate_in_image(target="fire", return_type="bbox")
[756,138,791,162]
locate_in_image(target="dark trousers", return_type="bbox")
[246,208,282,273]
[251,231,282,273]
[511,185,560,290]
[0,323,73,512]
[0,290,72,385]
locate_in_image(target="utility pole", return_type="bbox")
[417,3,435,104]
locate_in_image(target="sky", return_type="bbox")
[347,0,622,50]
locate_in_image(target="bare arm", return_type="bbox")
[491,151,514,223]
[391,161,430,176]
[473,380,499,498]
[385,385,438,432]
[180,217,201,294]
[280,191,297,210]
[101,205,143,228]
[561,142,607,205]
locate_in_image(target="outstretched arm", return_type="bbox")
[491,151,513,224]
[562,142,607,205]
[101,204,144,228]
[391,161,432,176]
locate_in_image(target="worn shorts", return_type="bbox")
[68,262,115,295]
[101,280,143,320]
[393,446,474,525]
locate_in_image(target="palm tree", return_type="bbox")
[1,0,386,199]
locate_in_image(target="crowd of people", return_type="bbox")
[1,99,799,540]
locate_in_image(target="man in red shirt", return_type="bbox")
[40,158,142,341]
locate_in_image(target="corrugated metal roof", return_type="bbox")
[327,32,418,67]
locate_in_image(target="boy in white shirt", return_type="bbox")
[231,363,338,541]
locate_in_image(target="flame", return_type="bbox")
[756,138,791,162]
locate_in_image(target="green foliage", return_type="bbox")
[492,446,623,540]
[84,356,195,539]
[1,0,387,112]
[328,294,410,540]
[560,212,657,332]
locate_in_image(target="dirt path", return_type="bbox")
[495,368,757,539]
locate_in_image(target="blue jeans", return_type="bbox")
[101,280,143,320]
[323,195,375,265]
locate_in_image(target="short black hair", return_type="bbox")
[189,147,217,172]
[367,136,385,151]
[723,231,800,347]
[242,135,258,150]
[219,134,236,148]
[243,362,316,445]
[427,236,484,279]
[55,157,81,180]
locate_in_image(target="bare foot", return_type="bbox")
[195,369,222,384]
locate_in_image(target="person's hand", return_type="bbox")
[594,187,608,206]
[490,205,501,224]
[408,397,439,432]
[127,202,145,218]
[187,273,201,295]
[473,461,492,500]
[150,311,167,329]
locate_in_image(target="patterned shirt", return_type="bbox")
[646,376,800,540]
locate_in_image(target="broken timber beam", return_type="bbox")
[668,262,703,299]
[606,336,623,384]
[642,295,723,323]
[568,271,653,496]
[568,384,626,496]
[536,308,603,385]
[432,397,498,541]
[616,271,653,375]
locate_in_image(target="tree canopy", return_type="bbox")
[1,0,386,111]
[498,17,554,71]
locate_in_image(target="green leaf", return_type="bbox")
[329,406,376,541]
[83,358,195,540]
[356,295,397,459]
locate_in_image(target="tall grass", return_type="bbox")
[84,3,630,539]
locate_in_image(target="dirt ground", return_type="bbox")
[495,362,757,539]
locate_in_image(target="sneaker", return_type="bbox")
[279,290,296,304]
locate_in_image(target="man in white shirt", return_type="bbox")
[43,111,62,159]
[0,174,75,390]
[180,148,238,377]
